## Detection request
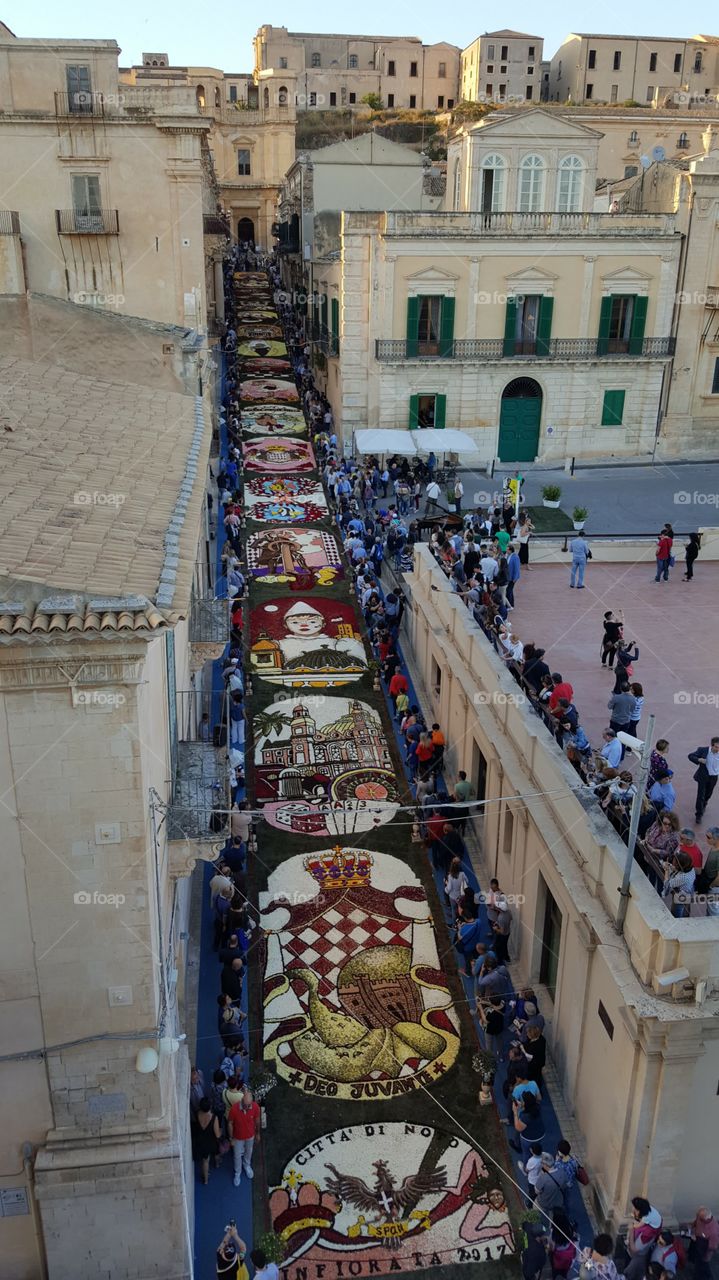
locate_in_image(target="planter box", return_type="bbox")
[543,499,561,509]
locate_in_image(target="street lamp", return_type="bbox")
[614,714,655,935]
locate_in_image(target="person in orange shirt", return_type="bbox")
[430,723,446,776]
[227,1087,261,1187]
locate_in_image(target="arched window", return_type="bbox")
[196,85,206,108]
[480,153,506,212]
[628,130,639,145]
[349,54,358,68]
[311,52,321,67]
[278,85,288,106]
[519,154,544,212]
[453,162,462,210]
[677,131,689,149]
[558,154,583,212]
[263,86,270,108]
[214,87,221,107]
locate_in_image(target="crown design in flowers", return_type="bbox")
[304,846,373,891]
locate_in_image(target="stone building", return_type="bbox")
[254,25,460,112]
[0,296,223,1278]
[0,22,220,330]
[308,110,681,463]
[548,32,719,106]
[406,543,719,1229]
[460,30,545,107]
[119,54,297,251]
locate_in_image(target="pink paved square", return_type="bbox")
[508,559,719,824]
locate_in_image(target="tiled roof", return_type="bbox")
[0,597,184,644]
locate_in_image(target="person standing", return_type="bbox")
[654,528,673,582]
[216,1224,248,1279]
[492,896,512,963]
[689,738,719,826]
[683,532,701,581]
[518,514,534,570]
[425,478,441,512]
[569,534,590,589]
[192,1099,221,1185]
[601,610,623,667]
[250,1249,280,1280]
[454,477,464,512]
[695,827,719,896]
[227,1087,261,1187]
[506,544,521,608]
[608,683,635,743]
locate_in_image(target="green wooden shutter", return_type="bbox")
[597,295,612,356]
[406,296,420,357]
[536,296,554,356]
[628,295,648,355]
[330,297,339,353]
[434,394,447,429]
[503,297,517,357]
[321,293,328,336]
[439,296,455,358]
[408,394,420,429]
[601,389,625,425]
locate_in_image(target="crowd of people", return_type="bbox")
[428,515,719,919]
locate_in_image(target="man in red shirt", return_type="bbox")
[655,531,673,582]
[678,828,703,871]
[388,670,408,711]
[228,1087,261,1186]
[548,673,573,711]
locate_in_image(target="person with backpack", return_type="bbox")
[550,1212,578,1280]
[650,1230,683,1275]
[533,1153,565,1217]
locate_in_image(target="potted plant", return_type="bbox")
[572,505,588,530]
[541,483,562,509]
[471,1049,497,1105]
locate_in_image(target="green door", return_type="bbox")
[498,386,542,462]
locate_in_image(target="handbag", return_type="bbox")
[669,554,676,567]
[576,1163,590,1186]
[586,549,593,560]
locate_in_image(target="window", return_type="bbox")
[480,154,506,211]
[526,86,533,100]
[330,91,337,106]
[418,296,441,354]
[438,61,446,78]
[529,45,536,59]
[694,51,703,73]
[229,85,237,103]
[237,148,251,175]
[586,83,593,99]
[410,61,418,77]
[349,54,358,69]
[214,87,221,107]
[501,45,508,59]
[409,94,416,108]
[610,84,618,102]
[588,48,596,69]
[311,52,321,67]
[431,658,442,698]
[557,60,562,80]
[487,44,495,59]
[407,294,455,358]
[527,65,534,74]
[71,174,101,217]
[471,741,487,804]
[624,165,638,178]
[613,50,622,70]
[598,294,647,355]
[502,807,514,857]
[485,84,493,96]
[712,359,719,394]
[674,53,682,73]
[487,64,494,73]
[66,63,92,112]
[601,389,626,425]
[341,86,347,105]
[628,129,639,145]
[519,154,545,212]
[349,92,356,104]
[646,86,655,101]
[447,98,454,108]
[503,295,554,356]
[388,59,396,76]
[539,878,562,1000]
[499,83,506,98]
[278,85,288,105]
[387,93,395,107]
[650,52,658,72]
[437,95,444,108]
[409,393,446,430]
[678,132,689,149]
[279,57,288,69]
[500,66,507,74]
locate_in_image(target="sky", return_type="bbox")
[1,0,712,68]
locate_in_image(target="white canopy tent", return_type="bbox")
[412,429,477,455]
[354,429,418,456]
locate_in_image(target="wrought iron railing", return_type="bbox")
[54,90,105,117]
[203,214,231,237]
[55,209,120,235]
[375,337,676,362]
[167,689,233,841]
[189,595,230,644]
[313,332,340,356]
[0,211,20,235]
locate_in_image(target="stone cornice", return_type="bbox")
[0,654,145,692]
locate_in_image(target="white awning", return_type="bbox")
[354,429,418,456]
[413,429,477,454]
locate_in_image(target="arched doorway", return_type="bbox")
[237,217,255,245]
[498,378,542,462]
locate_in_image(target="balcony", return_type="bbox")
[314,332,340,357]
[375,337,676,362]
[167,690,232,842]
[54,90,105,118]
[203,213,231,237]
[371,210,677,238]
[189,593,230,646]
[0,211,20,235]
[55,209,120,235]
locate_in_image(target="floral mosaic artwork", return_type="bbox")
[250,598,366,687]
[269,1122,514,1276]
[240,406,308,438]
[246,527,344,586]
[240,378,300,404]
[253,698,399,834]
[238,339,288,358]
[242,438,316,474]
[244,476,328,524]
[262,852,460,1099]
